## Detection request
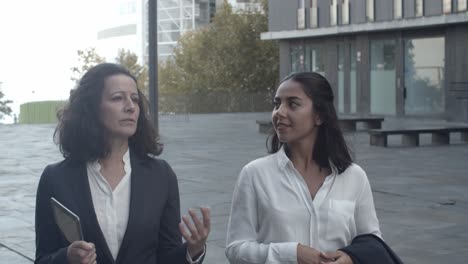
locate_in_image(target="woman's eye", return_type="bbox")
[272,101,280,109]
[132,97,139,103]
[112,96,122,101]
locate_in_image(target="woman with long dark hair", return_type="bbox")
[226,72,380,264]
[35,63,210,264]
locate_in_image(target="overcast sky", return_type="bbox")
[0,0,100,123]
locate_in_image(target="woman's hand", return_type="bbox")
[66,241,96,264]
[179,207,211,259]
[297,244,335,264]
[320,250,353,264]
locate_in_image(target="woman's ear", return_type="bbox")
[314,114,323,126]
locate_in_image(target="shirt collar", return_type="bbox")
[276,146,291,170]
[276,145,339,176]
[88,148,131,171]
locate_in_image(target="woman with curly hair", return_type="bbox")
[35,63,210,264]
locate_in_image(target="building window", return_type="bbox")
[366,0,374,22]
[341,0,350,25]
[291,46,305,72]
[415,0,424,17]
[305,45,325,75]
[394,0,403,19]
[458,0,468,11]
[443,0,452,13]
[310,0,318,28]
[119,2,136,15]
[330,0,338,26]
[370,39,397,115]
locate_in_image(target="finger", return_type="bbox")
[200,207,211,231]
[188,209,206,237]
[179,222,194,243]
[73,241,94,251]
[86,252,97,264]
[82,248,96,263]
[182,215,200,240]
[320,251,336,261]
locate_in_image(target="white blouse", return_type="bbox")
[87,150,131,260]
[225,147,381,264]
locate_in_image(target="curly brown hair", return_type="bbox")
[54,63,162,162]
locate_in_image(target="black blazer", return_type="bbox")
[35,152,197,264]
[340,234,404,264]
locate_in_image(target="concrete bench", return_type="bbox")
[256,116,384,134]
[338,116,384,131]
[369,127,468,147]
[256,120,273,134]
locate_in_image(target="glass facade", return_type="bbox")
[337,42,357,114]
[291,45,304,73]
[338,43,345,113]
[305,45,325,75]
[404,37,445,115]
[290,44,325,75]
[350,43,357,113]
[370,39,396,115]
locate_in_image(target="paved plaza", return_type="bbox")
[1,112,468,263]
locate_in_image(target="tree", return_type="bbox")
[71,48,148,94]
[115,49,149,95]
[0,86,13,120]
[159,0,278,97]
[70,47,105,83]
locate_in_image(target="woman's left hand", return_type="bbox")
[320,250,353,264]
[179,207,211,258]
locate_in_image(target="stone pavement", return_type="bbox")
[1,112,468,264]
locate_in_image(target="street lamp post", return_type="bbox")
[148,0,159,133]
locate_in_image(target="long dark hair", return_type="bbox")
[55,63,162,163]
[267,72,352,174]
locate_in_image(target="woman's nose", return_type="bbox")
[274,104,286,117]
[125,98,135,112]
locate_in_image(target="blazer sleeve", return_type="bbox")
[35,165,69,264]
[157,160,203,264]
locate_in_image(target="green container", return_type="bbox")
[19,101,66,124]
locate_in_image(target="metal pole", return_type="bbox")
[148,0,159,133]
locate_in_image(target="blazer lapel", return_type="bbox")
[70,161,115,263]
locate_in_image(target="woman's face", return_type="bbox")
[100,74,140,140]
[272,79,321,144]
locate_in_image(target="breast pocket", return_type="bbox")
[325,199,356,243]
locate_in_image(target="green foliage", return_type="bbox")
[71,48,148,95]
[0,88,13,120]
[70,47,105,83]
[115,49,149,95]
[159,0,279,98]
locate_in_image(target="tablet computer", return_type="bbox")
[50,197,84,243]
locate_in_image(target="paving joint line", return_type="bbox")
[0,242,34,262]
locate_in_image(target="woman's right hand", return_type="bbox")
[66,241,96,264]
[297,244,335,264]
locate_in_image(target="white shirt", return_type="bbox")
[87,150,131,260]
[225,147,381,264]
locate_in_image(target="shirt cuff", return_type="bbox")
[186,245,206,264]
[283,242,299,263]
